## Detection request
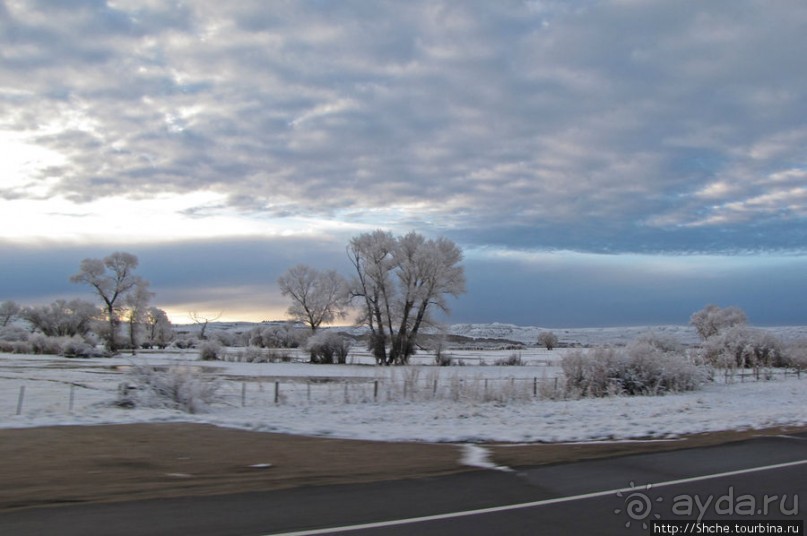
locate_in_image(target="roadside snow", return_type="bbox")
[1,352,805,444]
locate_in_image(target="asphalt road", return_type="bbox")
[2,433,805,536]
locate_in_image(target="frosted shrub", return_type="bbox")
[60,336,104,358]
[198,340,223,361]
[0,326,32,353]
[119,364,220,414]
[784,342,807,370]
[561,347,620,397]
[561,343,705,398]
[307,331,350,364]
[224,346,293,363]
[30,334,69,355]
[494,352,524,366]
[702,326,785,369]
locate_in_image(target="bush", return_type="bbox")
[61,336,105,358]
[0,325,30,343]
[223,346,294,363]
[702,326,785,369]
[118,364,220,413]
[561,342,706,398]
[307,331,350,364]
[783,341,807,370]
[198,341,223,361]
[30,334,68,355]
[494,352,524,366]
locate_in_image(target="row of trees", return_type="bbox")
[1,252,173,355]
[278,230,466,365]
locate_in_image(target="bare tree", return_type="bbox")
[348,230,465,365]
[124,280,154,354]
[278,264,349,333]
[70,251,143,353]
[189,311,221,340]
[0,300,21,327]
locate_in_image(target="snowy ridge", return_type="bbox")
[177,321,807,348]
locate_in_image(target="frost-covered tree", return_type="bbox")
[70,251,144,353]
[538,331,558,350]
[348,230,465,365]
[0,300,21,327]
[22,299,99,337]
[124,280,154,354]
[278,264,349,332]
[690,304,747,340]
[144,307,173,348]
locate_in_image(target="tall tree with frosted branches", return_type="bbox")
[348,230,466,365]
[278,264,349,333]
[70,251,144,353]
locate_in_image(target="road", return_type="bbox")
[2,433,805,535]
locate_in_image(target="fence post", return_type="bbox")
[241,382,247,407]
[274,381,280,404]
[16,385,25,415]
[432,378,438,398]
[533,377,538,397]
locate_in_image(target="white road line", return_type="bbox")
[265,459,807,536]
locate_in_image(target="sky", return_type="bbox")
[1,0,807,328]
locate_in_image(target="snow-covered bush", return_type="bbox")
[0,325,30,342]
[561,342,706,398]
[60,336,105,358]
[30,334,69,355]
[784,342,807,370]
[701,326,785,369]
[306,331,350,364]
[494,352,525,366]
[249,324,303,348]
[223,346,294,363]
[198,340,223,361]
[118,364,220,413]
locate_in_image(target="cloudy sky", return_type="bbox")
[2,0,807,327]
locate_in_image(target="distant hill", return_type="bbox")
[174,320,807,348]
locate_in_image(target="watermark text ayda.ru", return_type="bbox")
[615,483,799,528]
[670,486,798,521]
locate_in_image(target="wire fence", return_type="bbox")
[4,366,804,416]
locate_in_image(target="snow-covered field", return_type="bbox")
[1,346,805,443]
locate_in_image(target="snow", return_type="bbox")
[1,349,805,444]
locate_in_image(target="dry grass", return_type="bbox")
[1,422,805,512]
